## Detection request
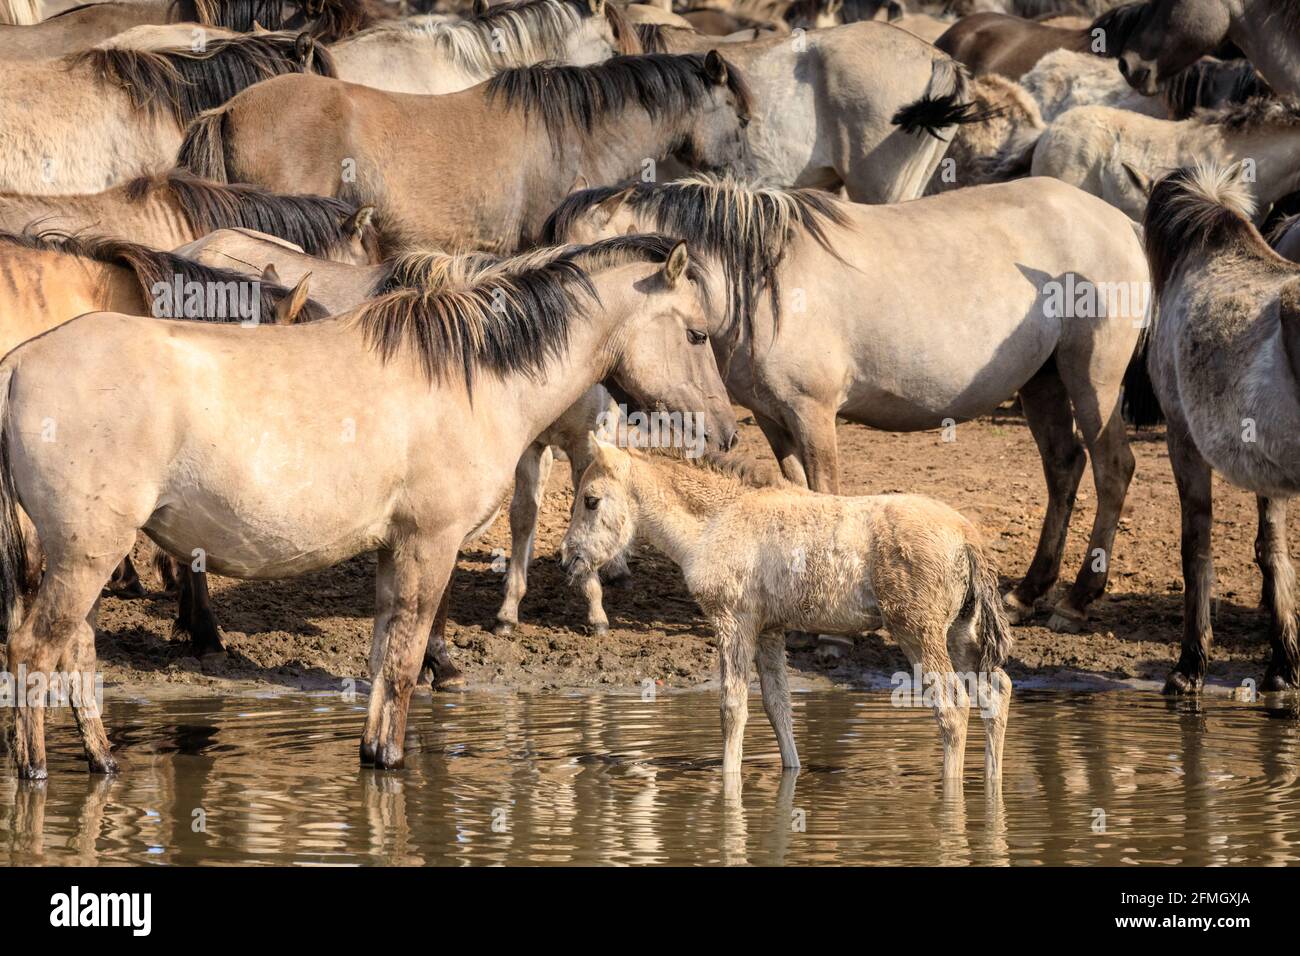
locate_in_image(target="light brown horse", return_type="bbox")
[0,0,371,59]
[178,52,753,253]
[0,171,380,262]
[0,30,334,194]
[0,233,738,777]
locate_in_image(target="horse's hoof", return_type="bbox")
[359,740,377,766]
[105,580,147,600]
[372,745,406,771]
[494,621,514,637]
[1002,591,1034,625]
[17,763,47,781]
[815,636,852,660]
[1046,606,1086,634]
[1162,670,1201,696]
[1261,668,1299,693]
[198,647,228,663]
[432,670,467,693]
[602,570,632,588]
[88,754,119,775]
[785,631,819,650]
[586,623,610,638]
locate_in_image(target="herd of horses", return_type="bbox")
[0,0,1297,787]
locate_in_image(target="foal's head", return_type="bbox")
[1118,0,1230,95]
[561,435,637,580]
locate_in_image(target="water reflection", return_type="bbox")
[2,689,1300,865]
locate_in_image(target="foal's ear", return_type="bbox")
[587,431,631,476]
[275,273,312,326]
[1121,162,1152,197]
[344,204,376,238]
[587,0,606,15]
[704,50,729,86]
[663,241,689,287]
[260,263,282,285]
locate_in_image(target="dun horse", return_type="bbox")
[178,52,753,253]
[561,438,1013,782]
[0,31,334,194]
[0,233,738,777]
[0,171,379,262]
[1141,163,1300,693]
[543,174,1149,633]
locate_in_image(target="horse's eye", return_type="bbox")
[584,495,600,511]
[687,329,708,345]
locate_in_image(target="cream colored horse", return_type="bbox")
[0,31,332,195]
[328,0,641,94]
[544,174,1149,633]
[562,438,1013,782]
[1031,98,1300,221]
[0,234,738,777]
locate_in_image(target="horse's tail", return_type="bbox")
[891,56,991,141]
[177,107,231,184]
[1122,313,1163,427]
[962,542,1011,674]
[0,365,28,639]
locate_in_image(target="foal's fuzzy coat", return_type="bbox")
[562,439,1013,782]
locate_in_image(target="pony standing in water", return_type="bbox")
[561,438,1013,784]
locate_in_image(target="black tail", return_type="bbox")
[892,57,994,141]
[1122,321,1163,428]
[0,366,28,640]
[963,543,1011,673]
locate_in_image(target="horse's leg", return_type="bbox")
[1165,424,1215,694]
[946,616,1011,783]
[1255,495,1300,690]
[716,612,758,775]
[785,401,841,494]
[105,554,145,598]
[361,537,456,769]
[59,616,116,774]
[495,444,553,636]
[420,573,465,692]
[756,629,799,769]
[1006,362,1087,622]
[754,411,809,487]
[176,569,224,657]
[896,622,969,781]
[1052,399,1135,631]
[10,549,126,779]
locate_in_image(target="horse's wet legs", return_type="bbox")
[59,617,116,774]
[495,443,553,636]
[1255,495,1300,689]
[1008,363,1086,620]
[361,539,455,769]
[716,613,757,776]
[420,572,464,691]
[1165,423,1214,694]
[756,630,799,769]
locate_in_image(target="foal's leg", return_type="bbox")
[175,569,224,657]
[1255,496,1300,690]
[495,444,553,636]
[1007,362,1087,622]
[1165,424,1215,694]
[361,537,457,769]
[946,618,1010,782]
[896,625,970,782]
[1053,400,1135,630]
[716,612,758,775]
[756,630,799,769]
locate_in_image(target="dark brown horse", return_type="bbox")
[936,4,1146,78]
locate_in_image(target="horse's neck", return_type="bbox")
[572,109,693,186]
[627,462,725,569]
[1221,127,1300,206]
[1235,1,1300,96]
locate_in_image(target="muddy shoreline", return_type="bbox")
[7,412,1287,699]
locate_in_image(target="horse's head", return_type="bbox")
[598,239,737,454]
[337,205,382,265]
[673,51,754,175]
[1118,0,1231,95]
[560,433,637,580]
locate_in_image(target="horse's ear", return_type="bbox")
[345,204,375,238]
[472,0,489,16]
[275,273,312,326]
[570,174,590,193]
[260,263,281,285]
[886,0,905,21]
[663,241,689,287]
[294,33,316,70]
[1121,162,1152,197]
[251,19,269,33]
[587,0,606,15]
[594,185,633,226]
[704,49,729,86]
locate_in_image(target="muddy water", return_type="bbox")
[3,689,1300,865]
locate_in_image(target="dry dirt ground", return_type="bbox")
[12,409,1291,696]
